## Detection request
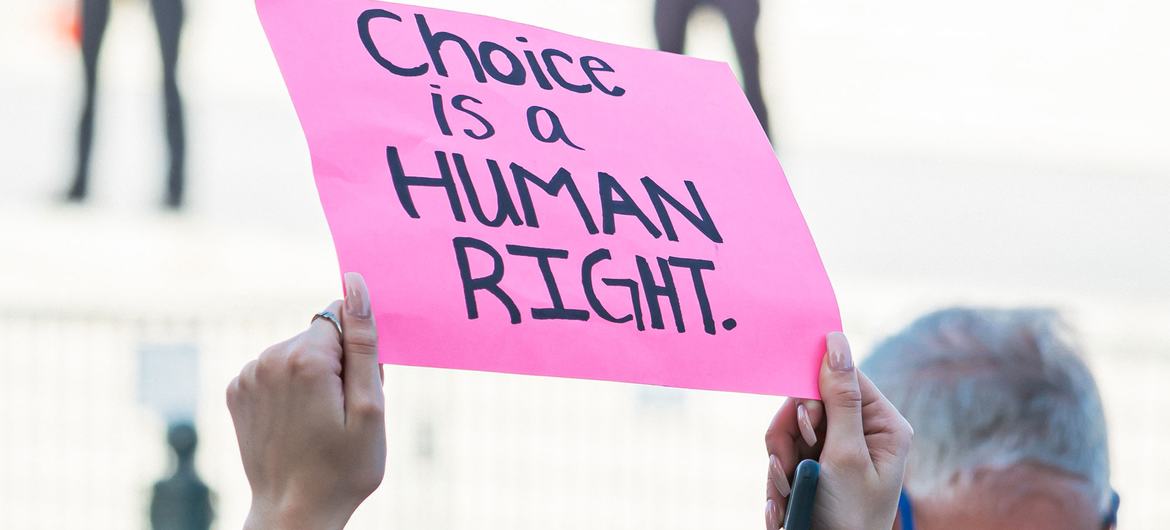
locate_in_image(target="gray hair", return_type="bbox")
[861,308,1111,511]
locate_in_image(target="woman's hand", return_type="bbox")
[764,332,913,529]
[227,272,386,530]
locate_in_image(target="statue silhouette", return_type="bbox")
[150,423,213,530]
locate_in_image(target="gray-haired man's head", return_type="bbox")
[863,308,1114,530]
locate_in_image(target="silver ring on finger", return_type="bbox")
[312,310,343,337]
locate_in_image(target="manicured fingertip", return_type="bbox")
[765,499,779,530]
[344,272,370,319]
[827,331,853,372]
[797,402,818,447]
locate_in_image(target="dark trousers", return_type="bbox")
[654,0,770,138]
[71,0,187,206]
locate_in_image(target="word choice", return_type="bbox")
[359,9,625,96]
[454,237,736,335]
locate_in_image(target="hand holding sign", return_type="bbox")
[257,0,839,397]
[764,333,914,530]
[227,273,386,530]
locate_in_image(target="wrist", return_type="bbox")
[246,493,355,530]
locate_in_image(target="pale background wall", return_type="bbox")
[0,0,1166,527]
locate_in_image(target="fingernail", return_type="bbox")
[769,454,791,497]
[344,272,370,319]
[827,332,853,372]
[797,402,818,446]
[765,499,779,529]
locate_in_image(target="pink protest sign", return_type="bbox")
[257,0,839,397]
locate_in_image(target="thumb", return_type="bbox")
[819,332,866,463]
[340,272,384,422]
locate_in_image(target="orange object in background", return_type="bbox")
[53,4,82,46]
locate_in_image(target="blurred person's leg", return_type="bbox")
[68,0,112,201]
[716,0,770,138]
[151,0,186,209]
[654,0,702,54]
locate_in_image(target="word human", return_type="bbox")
[359,9,626,96]
[386,146,723,243]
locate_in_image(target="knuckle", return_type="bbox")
[256,348,286,377]
[831,446,869,468]
[240,360,259,385]
[303,336,341,358]
[345,326,379,351]
[831,385,863,410]
[354,469,385,496]
[225,377,241,407]
[351,398,385,420]
[762,429,781,453]
[286,348,317,374]
[288,349,335,379]
[258,341,286,360]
